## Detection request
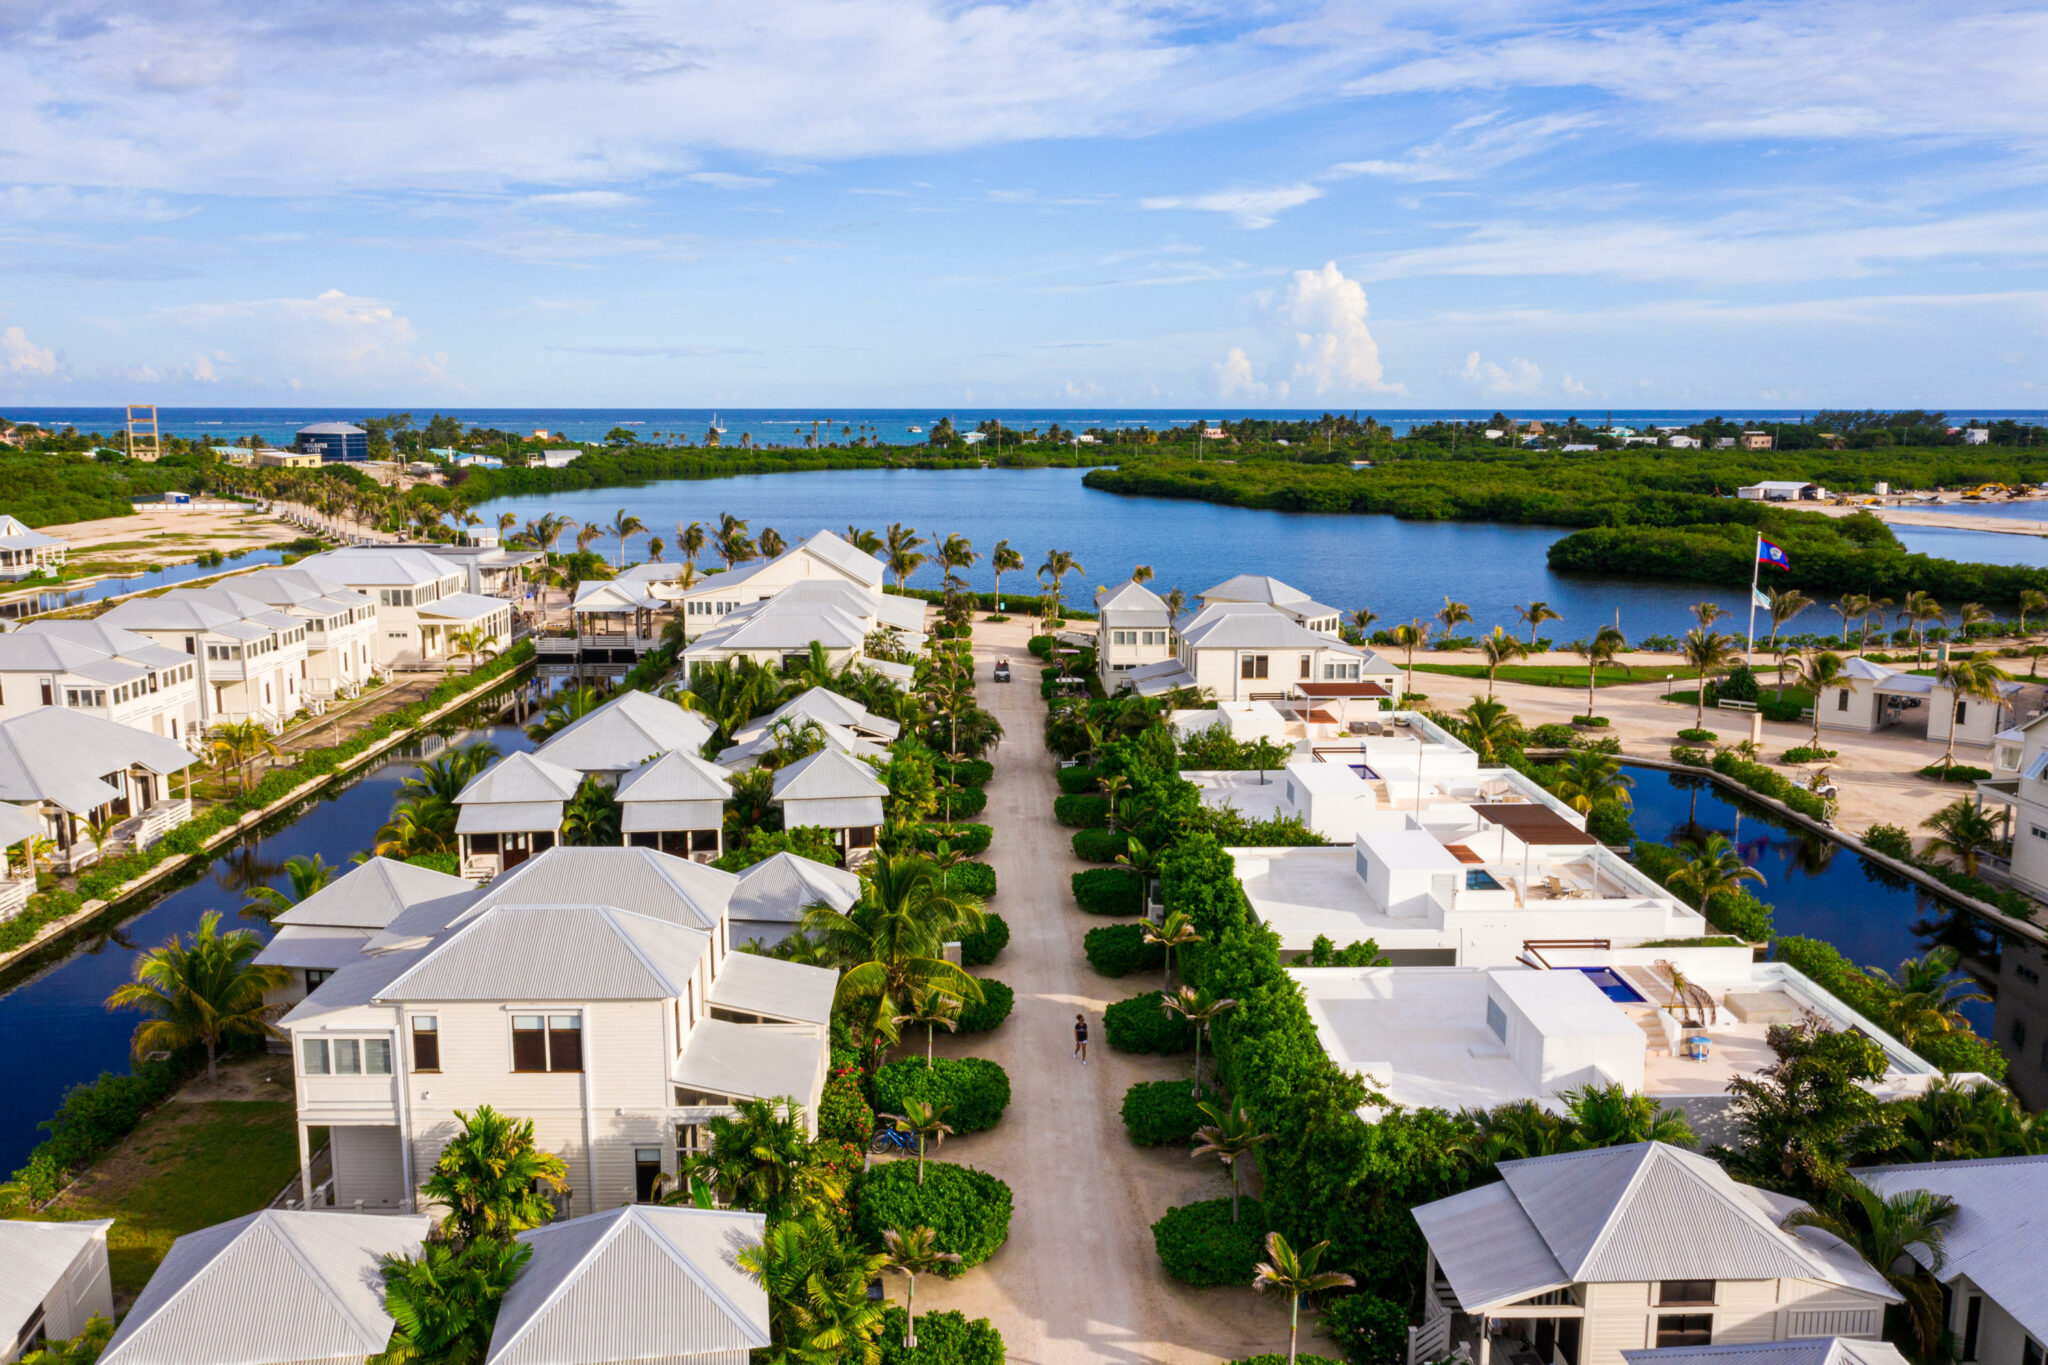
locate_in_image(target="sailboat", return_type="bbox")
[709,412,727,433]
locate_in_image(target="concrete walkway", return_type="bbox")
[906,617,1274,1365]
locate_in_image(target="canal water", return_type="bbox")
[0,547,293,621]
[475,467,2036,642]
[0,695,536,1174]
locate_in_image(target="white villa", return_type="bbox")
[100,586,312,729]
[534,689,717,777]
[1971,707,2048,906]
[770,748,888,863]
[1,1219,112,1363]
[0,621,200,743]
[617,750,735,863]
[682,580,925,685]
[1408,1142,1897,1365]
[293,546,514,668]
[1096,579,1176,678]
[0,514,66,581]
[1104,572,1397,701]
[1816,654,2018,749]
[1861,1155,2048,1365]
[673,528,886,620]
[454,750,585,878]
[280,845,839,1218]
[224,567,381,703]
[0,708,198,877]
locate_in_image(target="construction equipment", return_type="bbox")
[125,404,161,462]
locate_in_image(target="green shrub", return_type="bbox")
[1085,922,1163,977]
[910,823,992,857]
[1295,935,1387,968]
[1573,714,1612,727]
[1711,750,1829,819]
[1324,1293,1410,1365]
[1056,764,1100,795]
[1104,991,1195,1054]
[1072,868,1142,914]
[1071,828,1126,863]
[1670,744,1712,766]
[957,913,1009,967]
[1153,1196,1270,1286]
[956,979,1014,1034]
[1632,841,1775,941]
[932,758,994,789]
[876,1308,1005,1365]
[1862,823,1914,860]
[855,1160,1013,1274]
[818,1068,876,1146]
[1758,696,1806,723]
[1527,723,1577,748]
[872,1057,1012,1133]
[1773,936,2007,1078]
[1121,1079,1218,1147]
[937,786,988,819]
[1676,726,1718,742]
[1920,762,1993,782]
[1717,662,1761,702]
[943,862,996,899]
[1054,794,1110,828]
[1027,635,1055,659]
[1782,746,1838,764]
[1584,802,1635,844]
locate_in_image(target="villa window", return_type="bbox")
[300,1036,391,1076]
[1655,1316,1712,1349]
[411,1016,440,1072]
[1658,1281,1715,1306]
[1299,654,1312,679]
[1837,689,1850,711]
[512,1013,583,1072]
[305,969,333,992]
[1241,655,1269,680]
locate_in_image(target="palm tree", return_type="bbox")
[105,910,289,1083]
[241,853,341,923]
[678,1097,845,1220]
[882,1099,954,1185]
[1436,597,1471,636]
[1347,606,1379,641]
[447,625,497,674]
[1833,593,1872,644]
[1515,600,1560,647]
[844,526,884,555]
[678,520,706,569]
[989,539,1023,609]
[1864,946,1992,1047]
[1389,620,1430,699]
[1920,797,2001,877]
[1131,564,1154,584]
[1162,985,1237,1095]
[892,984,962,1069]
[2020,588,2048,637]
[758,526,787,560]
[1693,600,1727,629]
[1900,589,1947,664]
[374,1237,531,1365]
[1478,626,1527,697]
[740,1213,888,1365]
[1571,625,1627,718]
[880,1226,960,1351]
[418,1105,569,1243]
[1038,549,1081,618]
[1252,1232,1355,1365]
[803,852,985,1048]
[1782,1181,1958,1355]
[1191,1100,1270,1223]
[1766,586,1814,648]
[1458,696,1519,761]
[883,523,927,591]
[1116,834,1163,908]
[1793,649,1850,746]
[208,719,280,794]
[1680,627,1739,728]
[1559,1082,1694,1148]
[645,536,665,563]
[1932,653,2011,768]
[936,533,978,603]
[1665,834,1765,917]
[374,796,456,859]
[560,774,621,846]
[1142,909,1201,990]
[1551,749,1633,813]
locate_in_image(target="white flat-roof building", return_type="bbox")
[0,1219,112,1363]
[1736,480,1825,501]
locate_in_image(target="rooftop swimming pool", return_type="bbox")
[1570,966,1649,1004]
[1466,869,1504,892]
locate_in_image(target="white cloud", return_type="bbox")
[1460,350,1543,396]
[190,354,219,383]
[1141,183,1322,229]
[147,288,457,393]
[1,325,59,376]
[1215,346,1282,399]
[1561,373,1589,396]
[1334,112,1597,183]
[687,172,774,190]
[1284,262,1394,394]
[524,191,642,210]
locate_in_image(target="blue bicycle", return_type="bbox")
[869,1126,917,1155]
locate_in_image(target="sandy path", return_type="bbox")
[903,617,1272,1365]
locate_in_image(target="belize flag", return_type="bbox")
[1757,536,1791,571]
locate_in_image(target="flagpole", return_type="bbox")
[1746,533,1762,662]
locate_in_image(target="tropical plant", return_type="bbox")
[880,1226,960,1351]
[207,718,281,794]
[1456,696,1520,760]
[372,1236,531,1365]
[1388,620,1430,699]
[989,539,1023,608]
[560,774,622,846]
[1191,1099,1270,1223]
[1793,649,1849,746]
[1765,586,1814,647]
[1664,835,1766,919]
[1899,589,1947,665]
[741,1213,890,1365]
[1161,985,1237,1095]
[1252,1232,1355,1365]
[892,984,963,1069]
[759,526,787,560]
[679,520,706,569]
[881,1098,955,1185]
[447,626,498,674]
[1781,1181,1957,1355]
[1693,600,1727,629]
[241,852,342,923]
[2020,588,2048,637]
[805,852,986,1047]
[885,523,928,590]
[1037,549,1081,618]
[525,684,604,742]
[1550,749,1633,813]
[417,1105,569,1244]
[105,909,289,1083]
[1679,627,1739,728]
[374,796,457,859]
[1477,626,1527,697]
[1833,592,1872,644]
[1919,797,2001,877]
[1436,597,1471,635]
[1865,946,1992,1047]
[1570,625,1626,717]
[680,1096,844,1220]
[1142,909,1201,990]
[1515,600,1560,646]
[1558,1082,1695,1148]
[1931,653,2011,768]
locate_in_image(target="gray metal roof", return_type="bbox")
[571,579,663,613]
[281,946,430,1024]
[18,618,192,669]
[456,800,567,835]
[730,851,860,924]
[793,529,886,587]
[535,691,716,774]
[99,594,244,632]
[719,718,885,770]
[0,800,42,846]
[273,855,473,930]
[1177,600,1365,653]
[456,751,584,806]
[461,846,735,932]
[0,708,196,813]
[255,924,376,971]
[0,626,151,675]
[772,748,887,802]
[707,951,838,1025]
[294,546,461,587]
[1862,1153,2048,1340]
[616,749,733,805]
[1097,579,1172,622]
[1624,1340,1909,1365]
[378,904,710,1002]
[417,591,510,622]
[673,1017,825,1103]
[775,578,926,631]
[1412,1143,1896,1312]
[688,600,870,652]
[100,1210,430,1365]
[1201,573,1312,605]
[494,1206,769,1365]
[619,800,725,833]
[0,1220,111,1335]
[744,685,900,741]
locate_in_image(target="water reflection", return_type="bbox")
[0,548,292,619]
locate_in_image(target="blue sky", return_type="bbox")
[3,0,2047,409]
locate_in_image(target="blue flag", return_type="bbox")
[1757,537,1790,570]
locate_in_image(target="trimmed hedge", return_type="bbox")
[1920,762,1993,782]
[877,1308,1006,1365]
[1054,794,1110,828]
[1710,750,1829,821]
[943,862,996,899]
[933,758,994,789]
[957,913,1009,967]
[1072,868,1142,915]
[1774,936,2007,1079]
[1056,765,1100,795]
[1104,991,1195,1054]
[1121,1079,1218,1147]
[873,1056,1013,1133]
[910,823,992,857]
[855,1159,1013,1275]
[956,979,1014,1034]
[1071,828,1125,863]
[1324,1293,1411,1365]
[1153,1196,1270,1287]
[938,786,988,819]
[1085,922,1163,977]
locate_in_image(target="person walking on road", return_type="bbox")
[1074,1011,1089,1065]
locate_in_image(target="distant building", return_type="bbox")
[296,422,368,462]
[1666,434,1701,448]
[1736,480,1825,502]
[254,449,322,468]
[1964,426,1991,444]
[0,514,66,580]
[1561,442,1598,452]
[1740,429,1774,451]
[538,448,581,468]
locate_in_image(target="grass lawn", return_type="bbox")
[1411,662,1705,689]
[28,1096,300,1296]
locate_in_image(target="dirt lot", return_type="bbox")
[36,506,306,573]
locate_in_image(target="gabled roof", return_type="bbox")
[255,923,377,971]
[0,708,196,813]
[462,845,736,932]
[772,747,888,802]
[99,594,244,633]
[688,599,871,652]
[571,579,663,613]
[1177,600,1363,653]
[417,591,510,622]
[228,565,367,608]
[1410,1142,1896,1312]
[378,903,710,1002]
[456,751,584,805]
[776,579,926,631]
[1625,1340,1910,1365]
[100,1210,431,1365]
[0,1220,111,1335]
[535,690,716,773]
[616,749,733,804]
[0,513,62,548]
[1201,573,1311,605]
[730,851,860,925]
[794,528,886,587]
[1861,1153,2048,1340]
[719,718,886,770]
[19,619,194,669]
[492,1207,770,1365]
[750,685,901,740]
[273,855,474,930]
[294,546,460,587]
[1097,579,1171,619]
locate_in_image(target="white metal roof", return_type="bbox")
[457,751,584,806]
[100,1211,431,1365]
[273,855,473,930]
[772,747,888,803]
[417,591,509,622]
[1201,573,1313,605]
[673,1016,826,1101]
[1861,1153,2048,1340]
[462,846,735,932]
[616,749,733,805]
[570,579,662,613]
[378,903,710,1002]
[718,718,886,769]
[534,690,717,774]
[493,1206,770,1365]
[0,1220,111,1336]
[1097,579,1172,620]
[786,528,884,588]
[1177,600,1365,653]
[730,851,860,925]
[0,707,196,813]
[294,546,461,587]
[743,685,901,741]
[254,924,376,970]
[1359,826,1463,872]
[706,950,838,1025]
[1624,1340,1910,1365]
